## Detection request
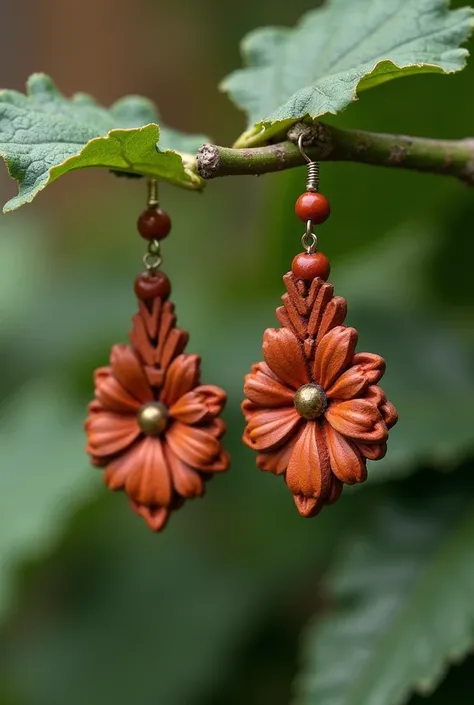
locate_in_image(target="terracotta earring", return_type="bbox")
[85,180,229,532]
[242,136,398,518]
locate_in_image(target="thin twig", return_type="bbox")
[196,123,474,186]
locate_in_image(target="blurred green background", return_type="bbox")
[0,1,473,704]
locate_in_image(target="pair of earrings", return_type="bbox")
[85,141,398,531]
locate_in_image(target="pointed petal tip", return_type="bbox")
[381,401,398,429]
[293,493,324,518]
[130,500,171,532]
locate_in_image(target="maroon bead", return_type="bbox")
[292,252,331,281]
[295,192,331,224]
[134,271,171,301]
[137,208,171,241]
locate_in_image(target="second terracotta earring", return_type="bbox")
[242,137,398,518]
[85,180,229,532]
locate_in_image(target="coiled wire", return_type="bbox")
[298,133,320,192]
[305,160,320,192]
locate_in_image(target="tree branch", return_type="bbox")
[196,123,474,186]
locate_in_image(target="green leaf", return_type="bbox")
[0,380,96,619]
[0,74,207,212]
[294,477,474,705]
[222,0,474,147]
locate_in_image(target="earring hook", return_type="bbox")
[297,133,312,163]
[298,134,320,193]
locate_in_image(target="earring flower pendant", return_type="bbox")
[85,272,229,532]
[243,272,398,517]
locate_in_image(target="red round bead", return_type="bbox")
[137,208,171,240]
[292,252,331,281]
[295,192,331,224]
[134,271,171,301]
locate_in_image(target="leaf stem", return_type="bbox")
[196,123,474,186]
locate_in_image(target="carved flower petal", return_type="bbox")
[351,353,386,384]
[85,411,141,458]
[130,500,170,532]
[206,417,226,439]
[255,361,281,382]
[316,296,347,344]
[365,384,387,408]
[324,421,367,484]
[242,425,253,448]
[293,494,325,518]
[326,352,387,400]
[104,443,142,490]
[169,394,206,424]
[357,442,387,460]
[90,455,108,468]
[256,435,298,475]
[313,326,358,390]
[164,444,204,498]
[110,345,154,403]
[95,368,143,413]
[166,422,221,471]
[326,474,343,505]
[242,399,259,422]
[125,436,172,507]
[244,367,295,407]
[286,421,331,499]
[325,366,368,401]
[170,385,226,424]
[246,407,302,452]
[206,448,230,472]
[195,385,227,415]
[381,401,398,429]
[263,328,309,389]
[161,354,200,407]
[325,399,388,443]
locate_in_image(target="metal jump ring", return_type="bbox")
[143,239,162,272]
[143,251,163,271]
[143,240,162,271]
[301,219,318,253]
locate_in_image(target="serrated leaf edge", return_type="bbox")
[1,123,203,213]
[227,7,474,148]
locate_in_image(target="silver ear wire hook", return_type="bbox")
[298,133,320,193]
[297,133,319,253]
[297,133,311,163]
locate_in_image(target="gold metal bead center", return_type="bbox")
[137,402,169,436]
[294,384,327,420]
